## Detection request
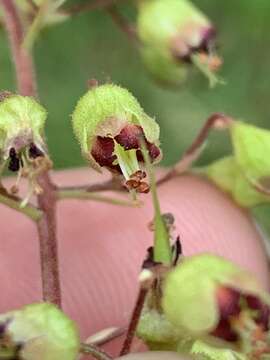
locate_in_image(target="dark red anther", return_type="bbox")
[115,125,144,150]
[245,294,270,331]
[8,148,20,172]
[211,319,238,342]
[216,287,241,320]
[91,136,116,167]
[29,143,44,159]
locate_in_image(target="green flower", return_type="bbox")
[72,83,161,193]
[0,93,47,172]
[162,254,270,337]
[0,303,80,360]
[137,0,222,88]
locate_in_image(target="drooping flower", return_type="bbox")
[0,93,50,204]
[162,254,270,354]
[0,303,80,360]
[137,0,222,88]
[72,83,162,193]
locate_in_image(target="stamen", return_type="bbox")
[191,52,224,88]
[113,142,140,181]
[8,148,20,172]
[28,143,44,159]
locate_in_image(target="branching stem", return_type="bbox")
[1,0,62,307]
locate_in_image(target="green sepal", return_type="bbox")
[231,121,270,188]
[72,84,160,171]
[0,95,46,159]
[205,156,269,207]
[191,340,246,360]
[0,303,80,360]
[140,46,188,87]
[137,304,181,346]
[137,0,215,87]
[162,254,269,336]
[137,0,210,48]
[204,120,270,207]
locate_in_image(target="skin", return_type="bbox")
[0,168,269,359]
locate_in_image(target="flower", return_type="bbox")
[137,0,222,88]
[0,93,50,204]
[72,83,162,193]
[162,254,270,345]
[0,303,80,360]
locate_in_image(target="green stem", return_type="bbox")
[191,53,224,88]
[57,189,141,207]
[0,191,42,221]
[141,142,172,265]
[23,0,50,50]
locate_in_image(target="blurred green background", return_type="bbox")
[0,0,270,232]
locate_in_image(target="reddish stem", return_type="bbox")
[1,0,37,96]
[1,0,61,307]
[120,287,148,356]
[63,0,125,16]
[37,174,61,306]
[158,113,233,186]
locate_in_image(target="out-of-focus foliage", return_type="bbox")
[1,0,270,231]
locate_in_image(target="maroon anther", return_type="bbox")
[245,294,270,331]
[91,125,160,176]
[211,319,238,342]
[91,136,116,168]
[115,124,143,150]
[216,287,241,320]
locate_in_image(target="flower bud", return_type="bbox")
[162,254,270,340]
[137,0,222,88]
[0,303,80,360]
[72,84,161,192]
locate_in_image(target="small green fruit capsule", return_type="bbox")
[0,303,80,360]
[72,84,161,193]
[0,93,47,171]
[162,254,270,338]
[137,0,222,88]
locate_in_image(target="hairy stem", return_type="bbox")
[37,173,61,306]
[1,0,37,96]
[1,0,62,307]
[141,141,172,265]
